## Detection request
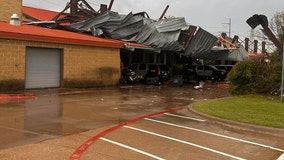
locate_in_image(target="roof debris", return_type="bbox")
[59,11,190,52]
[23,1,252,61]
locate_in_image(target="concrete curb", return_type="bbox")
[187,104,284,138]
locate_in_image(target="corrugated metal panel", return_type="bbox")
[184,29,248,61]
[184,27,218,57]
[156,17,188,32]
[69,11,122,32]
[67,11,187,51]
[24,6,252,61]
[193,48,248,61]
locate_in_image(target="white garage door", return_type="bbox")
[25,47,61,89]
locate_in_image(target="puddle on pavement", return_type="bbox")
[0,84,229,149]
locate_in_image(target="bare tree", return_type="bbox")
[270,11,284,44]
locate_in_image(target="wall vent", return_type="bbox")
[10,14,20,26]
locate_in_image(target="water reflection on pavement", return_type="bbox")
[0,84,230,149]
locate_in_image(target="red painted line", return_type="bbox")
[0,93,36,99]
[69,106,187,160]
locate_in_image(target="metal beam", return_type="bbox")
[159,5,169,20]
[70,0,79,14]
[108,0,114,10]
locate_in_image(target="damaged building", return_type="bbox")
[0,0,261,90]
[26,0,251,62]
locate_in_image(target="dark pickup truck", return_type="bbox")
[195,65,227,81]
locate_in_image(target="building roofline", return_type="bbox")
[0,22,124,48]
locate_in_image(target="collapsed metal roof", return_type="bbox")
[61,11,189,51]
[184,28,218,57]
[184,29,248,61]
[24,1,250,61]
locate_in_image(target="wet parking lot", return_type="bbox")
[0,84,284,160]
[0,84,224,148]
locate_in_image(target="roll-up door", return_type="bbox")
[25,47,61,89]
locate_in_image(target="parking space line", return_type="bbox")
[124,126,246,160]
[277,153,284,160]
[69,107,187,160]
[164,113,206,122]
[100,137,165,160]
[145,118,284,152]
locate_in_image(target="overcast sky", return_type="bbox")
[23,0,284,39]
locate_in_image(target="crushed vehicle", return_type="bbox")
[120,68,138,84]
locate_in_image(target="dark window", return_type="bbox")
[148,65,158,70]
[197,66,203,70]
[159,65,169,71]
[204,66,211,70]
[139,64,146,70]
[129,64,138,70]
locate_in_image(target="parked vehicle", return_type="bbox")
[127,63,170,85]
[195,65,227,81]
[120,68,138,84]
[215,65,234,73]
[145,64,170,85]
[181,64,198,83]
[128,63,148,80]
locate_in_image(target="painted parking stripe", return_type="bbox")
[100,137,165,160]
[69,106,187,160]
[164,113,206,122]
[145,118,284,153]
[124,126,246,160]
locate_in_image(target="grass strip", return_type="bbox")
[193,95,284,128]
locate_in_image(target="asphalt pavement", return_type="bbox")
[0,84,283,160]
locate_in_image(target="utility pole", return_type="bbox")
[222,18,232,37]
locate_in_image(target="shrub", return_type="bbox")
[227,58,257,94]
[227,54,281,95]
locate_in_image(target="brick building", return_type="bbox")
[0,0,126,90]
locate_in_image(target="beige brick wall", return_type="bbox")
[0,39,26,80]
[0,38,121,89]
[0,0,22,23]
[63,45,121,87]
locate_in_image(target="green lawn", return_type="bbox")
[193,95,284,128]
